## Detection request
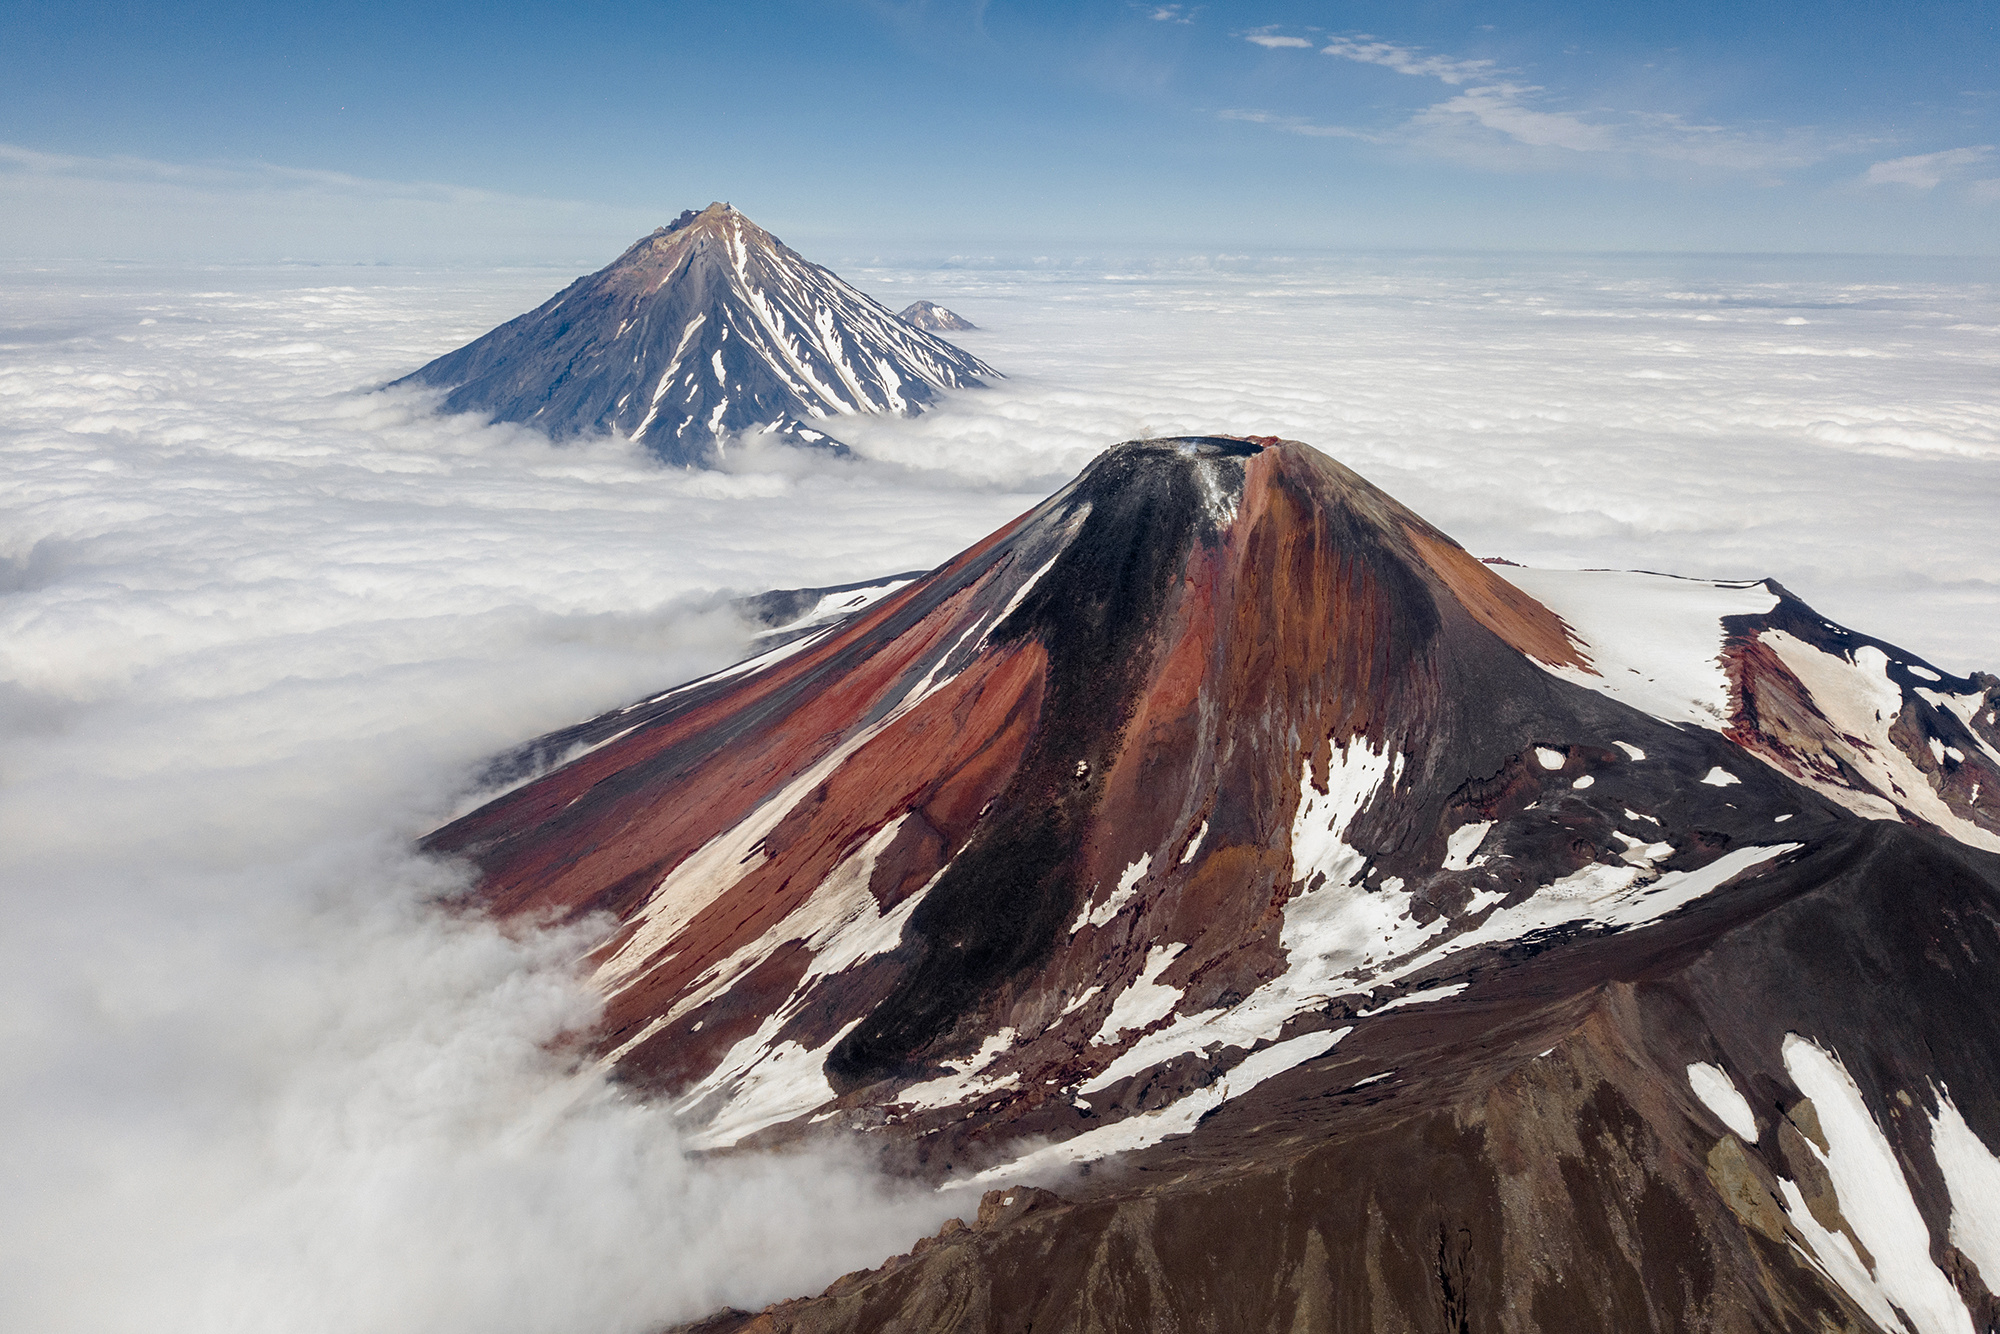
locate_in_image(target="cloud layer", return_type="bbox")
[0,267,1019,1334]
[847,253,2000,673]
[3,252,1997,1331]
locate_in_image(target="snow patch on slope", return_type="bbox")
[1929,1090,2000,1293]
[592,564,1016,998]
[1918,687,2000,769]
[1071,853,1150,933]
[1079,843,1798,1101]
[659,818,921,1025]
[1494,568,1777,729]
[1779,1037,1975,1334]
[1091,943,1186,1045]
[1687,1062,1758,1140]
[1442,820,1493,870]
[978,1027,1350,1183]
[1291,738,1396,891]
[680,1018,866,1152]
[896,1029,1022,1112]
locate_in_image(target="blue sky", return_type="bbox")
[1,0,1995,259]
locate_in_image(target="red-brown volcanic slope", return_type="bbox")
[427,437,2000,1334]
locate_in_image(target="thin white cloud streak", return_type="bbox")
[1243,31,1311,49]
[1233,32,1851,176]
[1217,108,1376,140]
[1863,145,1996,188]
[1320,35,1495,86]
[1408,86,1837,173]
[1412,82,1617,152]
[3,254,1998,1333]
[0,142,657,263]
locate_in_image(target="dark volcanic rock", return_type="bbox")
[426,437,2000,1333]
[393,204,997,466]
[671,824,2000,1334]
[897,300,977,332]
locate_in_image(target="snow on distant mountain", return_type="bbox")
[426,437,2000,1333]
[897,300,977,332]
[394,203,998,466]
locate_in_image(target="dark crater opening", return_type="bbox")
[1144,435,1267,457]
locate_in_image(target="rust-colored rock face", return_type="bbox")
[426,437,2000,1334]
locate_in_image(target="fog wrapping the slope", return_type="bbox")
[0,267,1012,1334]
[2,254,1996,1333]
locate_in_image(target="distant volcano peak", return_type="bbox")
[393,203,997,466]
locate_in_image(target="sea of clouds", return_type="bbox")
[845,252,2000,671]
[2,252,1996,1333]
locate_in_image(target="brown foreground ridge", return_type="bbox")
[426,436,2000,1333]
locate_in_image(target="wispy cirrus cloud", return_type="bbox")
[1217,108,1375,139]
[1319,35,1496,86]
[1862,145,1995,189]
[1412,89,1838,173]
[1226,31,1849,178]
[1412,83,1616,153]
[1241,27,1312,49]
[1140,3,1197,23]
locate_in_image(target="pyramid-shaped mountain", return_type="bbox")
[394,203,997,466]
[426,438,2000,1333]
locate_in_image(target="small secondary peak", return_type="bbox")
[898,300,978,332]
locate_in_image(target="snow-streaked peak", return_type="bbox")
[395,202,998,467]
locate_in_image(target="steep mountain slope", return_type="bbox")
[393,204,997,465]
[425,437,2000,1333]
[687,829,2000,1334]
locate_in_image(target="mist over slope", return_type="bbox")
[0,270,1006,1334]
[1,252,1995,1332]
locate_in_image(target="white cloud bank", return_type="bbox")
[2,252,1997,1330]
[845,253,2000,673]
[0,269,1022,1334]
